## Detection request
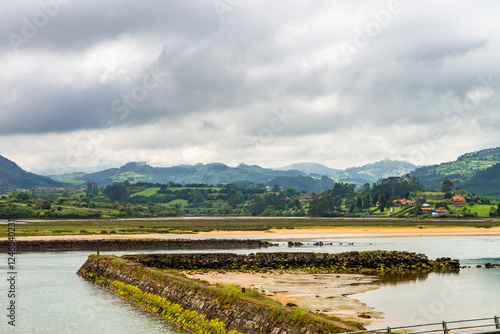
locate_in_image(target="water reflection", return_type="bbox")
[378,270,460,286]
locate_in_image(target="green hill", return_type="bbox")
[411,147,500,191]
[0,155,63,192]
[460,162,500,200]
[80,162,305,187]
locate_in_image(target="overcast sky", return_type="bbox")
[1,0,499,174]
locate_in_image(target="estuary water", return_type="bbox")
[1,235,499,333]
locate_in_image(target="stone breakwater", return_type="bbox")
[122,251,460,271]
[0,238,276,251]
[78,255,360,334]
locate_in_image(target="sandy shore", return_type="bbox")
[4,226,500,241]
[185,271,383,327]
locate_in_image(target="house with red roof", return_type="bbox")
[452,194,466,203]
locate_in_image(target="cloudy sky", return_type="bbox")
[1,0,499,174]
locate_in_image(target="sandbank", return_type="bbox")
[4,226,500,241]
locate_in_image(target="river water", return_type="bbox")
[1,235,499,333]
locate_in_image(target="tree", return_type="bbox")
[15,191,31,202]
[414,197,426,217]
[228,191,244,207]
[308,195,336,216]
[363,195,371,209]
[86,182,99,198]
[441,179,454,193]
[274,192,287,211]
[192,191,205,204]
[103,182,128,201]
[271,184,281,192]
[284,187,300,198]
[249,196,265,216]
[491,204,500,217]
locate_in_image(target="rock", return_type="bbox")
[122,251,460,271]
[287,241,304,247]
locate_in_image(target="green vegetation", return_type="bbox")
[130,187,160,197]
[0,154,63,192]
[411,147,500,196]
[2,146,500,225]
[0,190,181,220]
[1,171,498,230]
[77,161,310,189]
[75,160,418,191]
[110,281,242,334]
[461,163,500,200]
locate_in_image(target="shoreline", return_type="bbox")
[3,226,500,241]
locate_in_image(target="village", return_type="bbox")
[386,193,468,216]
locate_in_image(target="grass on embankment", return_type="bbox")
[2,217,500,238]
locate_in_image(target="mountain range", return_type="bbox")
[1,147,500,198]
[75,162,305,188]
[68,159,416,189]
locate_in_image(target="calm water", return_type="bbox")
[1,235,499,333]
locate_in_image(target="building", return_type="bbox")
[432,207,448,216]
[452,194,466,203]
[392,199,415,206]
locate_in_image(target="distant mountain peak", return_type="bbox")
[274,162,342,177]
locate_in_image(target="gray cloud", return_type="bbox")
[1,0,499,172]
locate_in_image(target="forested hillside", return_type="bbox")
[411,147,500,191]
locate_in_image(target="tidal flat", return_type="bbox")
[185,271,384,327]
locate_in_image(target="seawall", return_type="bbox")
[122,251,460,272]
[77,251,460,333]
[0,238,276,251]
[77,254,362,334]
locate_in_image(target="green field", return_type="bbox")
[3,217,500,238]
[167,187,222,192]
[130,187,160,197]
[467,204,498,217]
[166,199,188,207]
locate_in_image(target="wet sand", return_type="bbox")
[185,271,384,327]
